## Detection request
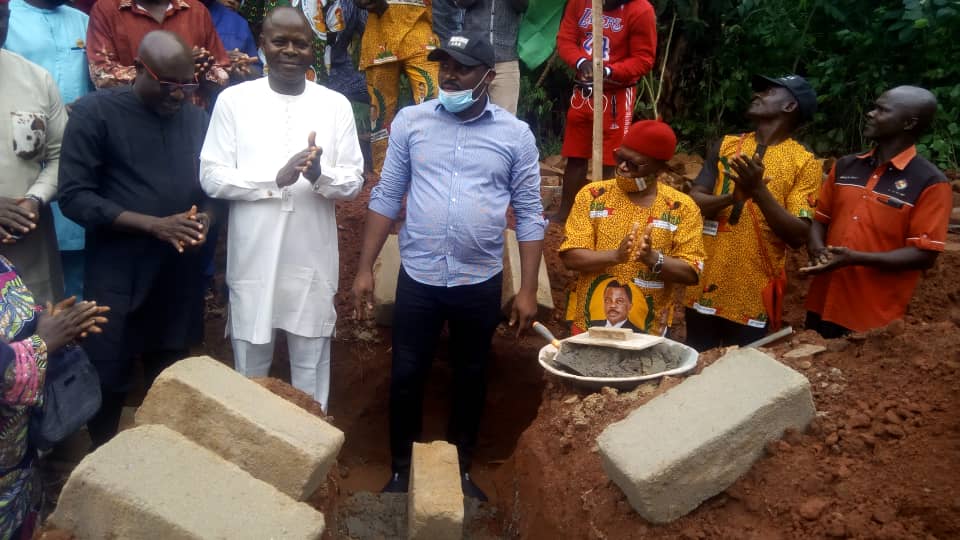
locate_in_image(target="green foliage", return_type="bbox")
[519,0,959,169]
[652,0,960,168]
[517,59,573,157]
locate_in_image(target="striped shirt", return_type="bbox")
[369,99,545,287]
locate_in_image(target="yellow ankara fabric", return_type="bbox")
[561,180,705,336]
[683,133,821,328]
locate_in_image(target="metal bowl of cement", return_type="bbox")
[537,337,699,391]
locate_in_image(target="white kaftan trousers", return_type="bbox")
[232,332,331,412]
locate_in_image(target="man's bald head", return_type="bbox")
[884,86,938,134]
[134,31,197,116]
[865,85,938,143]
[138,30,194,76]
[261,6,312,36]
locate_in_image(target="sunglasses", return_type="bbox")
[139,59,200,94]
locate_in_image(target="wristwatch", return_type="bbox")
[25,195,43,207]
[650,250,664,274]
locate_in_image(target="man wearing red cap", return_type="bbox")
[684,75,821,350]
[561,120,705,336]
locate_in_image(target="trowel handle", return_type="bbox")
[532,321,562,349]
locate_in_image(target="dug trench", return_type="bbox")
[322,182,960,539]
[40,179,960,539]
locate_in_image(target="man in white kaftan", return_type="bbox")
[199,7,363,411]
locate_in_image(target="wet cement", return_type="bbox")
[553,342,683,378]
[336,492,499,540]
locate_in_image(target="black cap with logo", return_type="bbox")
[427,33,495,69]
[752,74,818,122]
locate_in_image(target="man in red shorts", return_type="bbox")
[555,0,657,221]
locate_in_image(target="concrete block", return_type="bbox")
[598,348,815,523]
[49,425,325,539]
[408,441,463,540]
[587,326,633,340]
[372,234,400,326]
[501,228,554,314]
[135,356,344,501]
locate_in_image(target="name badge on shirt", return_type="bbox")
[703,219,719,236]
[281,187,294,212]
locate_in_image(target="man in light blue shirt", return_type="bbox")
[352,33,544,501]
[5,0,92,299]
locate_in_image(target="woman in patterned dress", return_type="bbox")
[0,256,107,539]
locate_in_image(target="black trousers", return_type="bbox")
[684,308,768,352]
[390,266,503,474]
[805,311,852,339]
[86,348,186,448]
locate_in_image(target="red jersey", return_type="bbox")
[556,0,657,90]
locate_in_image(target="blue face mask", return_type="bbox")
[438,69,491,113]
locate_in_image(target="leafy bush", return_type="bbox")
[521,0,960,169]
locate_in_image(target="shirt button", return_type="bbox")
[454,172,459,176]
[861,195,867,199]
[451,198,456,202]
[457,146,462,150]
[853,216,859,221]
[267,190,273,197]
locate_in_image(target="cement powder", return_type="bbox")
[553,342,683,378]
[337,492,499,540]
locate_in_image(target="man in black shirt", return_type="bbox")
[58,30,213,446]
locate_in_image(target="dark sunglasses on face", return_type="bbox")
[139,59,200,94]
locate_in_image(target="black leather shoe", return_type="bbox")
[461,472,488,502]
[382,471,409,493]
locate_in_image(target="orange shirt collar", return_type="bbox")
[855,145,917,171]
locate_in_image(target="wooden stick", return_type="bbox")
[591,0,604,182]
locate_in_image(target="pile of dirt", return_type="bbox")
[191,173,959,539]
[491,246,960,540]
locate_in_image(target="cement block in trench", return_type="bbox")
[135,356,344,501]
[501,228,554,314]
[598,347,815,523]
[372,233,400,325]
[49,425,325,539]
[408,441,464,540]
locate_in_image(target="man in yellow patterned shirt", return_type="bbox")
[684,75,821,351]
[561,120,705,336]
[356,0,439,173]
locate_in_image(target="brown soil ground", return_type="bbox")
[39,174,960,539]
[322,179,960,538]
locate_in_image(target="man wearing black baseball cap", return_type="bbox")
[427,31,496,69]
[752,74,818,123]
[353,32,545,501]
[683,74,822,351]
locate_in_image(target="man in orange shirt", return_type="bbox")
[802,86,951,337]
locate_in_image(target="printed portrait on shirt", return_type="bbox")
[584,276,652,333]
